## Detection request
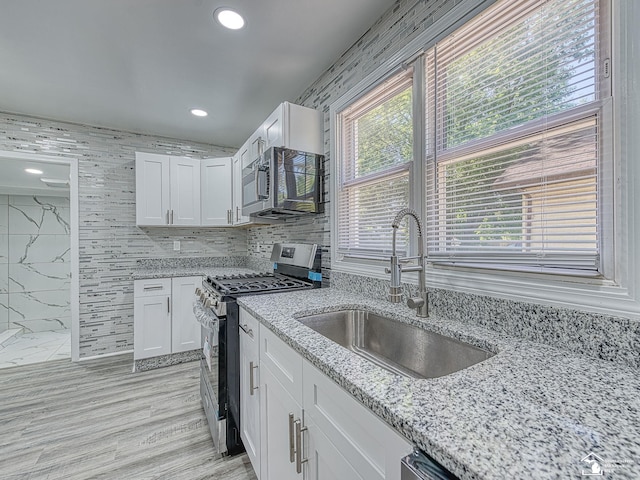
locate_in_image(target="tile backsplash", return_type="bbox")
[0,194,71,333]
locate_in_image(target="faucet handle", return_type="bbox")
[407,297,425,309]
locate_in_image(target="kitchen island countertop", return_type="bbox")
[238,288,640,480]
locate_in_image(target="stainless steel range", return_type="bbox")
[196,243,321,456]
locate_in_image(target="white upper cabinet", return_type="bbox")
[262,102,323,155]
[232,153,251,225]
[136,152,201,226]
[201,157,233,226]
[170,157,201,225]
[135,152,171,226]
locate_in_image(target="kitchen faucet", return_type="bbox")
[385,208,429,317]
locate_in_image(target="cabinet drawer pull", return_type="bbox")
[143,285,164,291]
[239,323,254,338]
[288,413,295,463]
[294,419,308,474]
[249,361,258,395]
[167,297,170,313]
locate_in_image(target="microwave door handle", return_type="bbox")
[254,166,260,200]
[256,165,270,200]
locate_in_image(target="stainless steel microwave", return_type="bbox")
[242,147,324,219]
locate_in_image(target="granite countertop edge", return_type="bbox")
[133,266,261,280]
[237,288,640,480]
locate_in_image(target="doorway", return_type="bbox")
[0,151,79,368]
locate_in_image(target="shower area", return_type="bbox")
[0,158,71,368]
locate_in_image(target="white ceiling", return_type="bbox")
[0,158,70,196]
[0,0,396,148]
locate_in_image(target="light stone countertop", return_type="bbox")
[237,288,640,480]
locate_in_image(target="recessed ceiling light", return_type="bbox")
[214,8,245,30]
[191,109,208,117]
[25,168,43,175]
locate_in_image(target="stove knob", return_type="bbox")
[200,292,206,302]
[195,287,201,296]
[205,298,212,308]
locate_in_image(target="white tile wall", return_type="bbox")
[0,195,71,333]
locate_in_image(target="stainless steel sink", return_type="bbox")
[297,310,494,379]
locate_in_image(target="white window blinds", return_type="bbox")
[337,70,414,258]
[426,0,604,273]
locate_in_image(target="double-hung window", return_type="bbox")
[335,68,415,259]
[334,0,610,278]
[425,0,609,275]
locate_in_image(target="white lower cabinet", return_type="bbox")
[134,276,201,360]
[171,276,202,353]
[133,289,172,359]
[305,416,363,480]
[239,307,412,480]
[240,309,261,476]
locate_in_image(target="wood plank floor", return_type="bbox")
[0,355,258,480]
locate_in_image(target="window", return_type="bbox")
[336,69,415,258]
[426,0,606,274]
[333,0,610,278]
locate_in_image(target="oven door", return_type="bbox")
[200,318,227,455]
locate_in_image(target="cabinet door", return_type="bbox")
[305,416,364,480]
[135,152,170,226]
[201,157,233,226]
[263,104,284,150]
[302,360,411,480]
[239,140,252,169]
[233,154,251,225]
[170,156,201,225]
[240,310,261,477]
[249,126,265,163]
[260,363,302,480]
[171,276,202,353]
[133,294,172,359]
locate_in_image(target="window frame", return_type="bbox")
[330,0,640,318]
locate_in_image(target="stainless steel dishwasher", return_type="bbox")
[401,448,459,479]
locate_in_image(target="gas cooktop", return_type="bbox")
[205,272,312,296]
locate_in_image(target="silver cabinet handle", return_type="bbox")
[288,413,295,463]
[167,297,170,313]
[239,323,254,338]
[294,419,308,474]
[249,361,258,395]
[170,209,174,224]
[166,210,170,224]
[236,206,240,222]
[143,284,164,291]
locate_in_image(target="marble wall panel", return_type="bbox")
[8,204,70,235]
[0,195,72,333]
[8,290,71,322]
[0,293,7,333]
[8,234,70,264]
[9,263,71,293]
[0,264,7,294]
